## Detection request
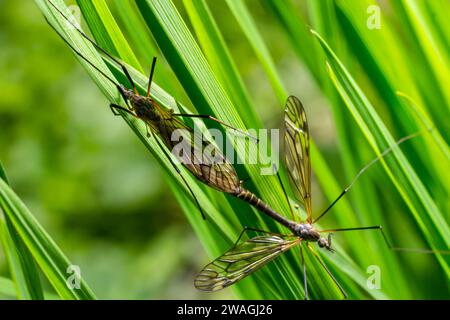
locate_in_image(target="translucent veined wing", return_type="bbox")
[284,96,312,222]
[195,234,300,292]
[151,104,241,194]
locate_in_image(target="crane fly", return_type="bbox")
[46,0,317,225]
[45,0,278,220]
[195,96,448,298]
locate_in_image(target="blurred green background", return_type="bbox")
[0,0,217,299]
[1,0,449,299]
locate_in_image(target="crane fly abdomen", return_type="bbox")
[235,188,296,230]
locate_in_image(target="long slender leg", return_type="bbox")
[313,130,428,224]
[307,244,347,299]
[172,113,258,142]
[47,14,137,115]
[273,164,296,223]
[300,243,308,300]
[319,226,450,254]
[110,104,135,117]
[45,17,119,87]
[47,0,138,94]
[149,130,206,220]
[233,226,284,248]
[47,15,136,116]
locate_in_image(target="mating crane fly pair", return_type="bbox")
[46,0,447,299]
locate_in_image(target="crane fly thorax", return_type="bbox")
[119,86,160,122]
[294,223,320,241]
[131,96,158,120]
[294,223,334,251]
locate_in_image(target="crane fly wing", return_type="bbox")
[195,235,300,292]
[284,96,312,222]
[155,109,240,193]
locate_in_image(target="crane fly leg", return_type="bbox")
[233,226,286,248]
[307,244,347,299]
[300,243,308,300]
[319,226,450,254]
[110,104,135,117]
[273,164,297,223]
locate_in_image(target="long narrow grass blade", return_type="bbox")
[0,162,44,300]
[182,0,260,128]
[0,276,59,300]
[313,30,450,276]
[225,0,286,104]
[0,178,96,299]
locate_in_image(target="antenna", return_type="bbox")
[147,57,157,97]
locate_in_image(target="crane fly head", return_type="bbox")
[318,234,334,252]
